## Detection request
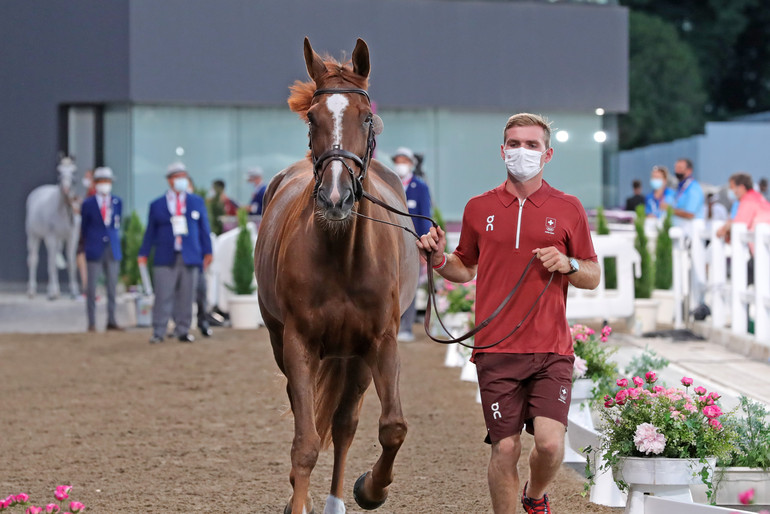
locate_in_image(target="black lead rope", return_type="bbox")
[358,191,555,349]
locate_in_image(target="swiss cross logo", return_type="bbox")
[545,217,556,234]
[558,386,568,404]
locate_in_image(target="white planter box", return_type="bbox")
[135,295,154,327]
[715,467,770,505]
[229,294,262,329]
[652,289,675,325]
[633,298,659,334]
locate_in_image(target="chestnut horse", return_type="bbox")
[255,38,418,514]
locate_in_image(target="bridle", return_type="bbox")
[308,87,376,202]
[306,87,554,350]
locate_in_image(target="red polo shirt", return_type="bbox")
[453,181,597,359]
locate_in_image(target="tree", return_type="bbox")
[654,207,673,290]
[620,11,707,149]
[227,208,256,295]
[634,204,654,299]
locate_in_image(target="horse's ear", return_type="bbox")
[304,37,326,83]
[352,38,370,79]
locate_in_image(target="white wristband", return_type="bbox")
[433,253,448,270]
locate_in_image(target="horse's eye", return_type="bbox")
[307,113,316,125]
[364,114,373,123]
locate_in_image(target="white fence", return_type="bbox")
[673,220,770,345]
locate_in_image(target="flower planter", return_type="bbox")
[119,293,138,327]
[228,294,262,329]
[614,457,716,514]
[135,294,154,327]
[434,312,473,367]
[715,467,770,506]
[652,289,675,326]
[633,298,659,335]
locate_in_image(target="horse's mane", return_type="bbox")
[288,56,369,121]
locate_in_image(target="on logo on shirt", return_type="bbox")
[486,215,495,232]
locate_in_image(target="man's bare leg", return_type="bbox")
[526,416,566,500]
[488,434,522,513]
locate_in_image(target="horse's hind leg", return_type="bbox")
[27,235,40,297]
[326,358,372,513]
[354,339,407,510]
[284,330,321,514]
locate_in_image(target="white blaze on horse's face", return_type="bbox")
[326,94,349,206]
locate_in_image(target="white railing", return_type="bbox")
[566,233,641,321]
[671,220,770,345]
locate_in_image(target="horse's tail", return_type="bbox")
[314,358,363,450]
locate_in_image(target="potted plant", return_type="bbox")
[713,396,770,505]
[652,207,675,325]
[633,204,658,333]
[118,211,150,327]
[586,373,738,509]
[570,323,618,407]
[596,206,617,290]
[227,208,259,329]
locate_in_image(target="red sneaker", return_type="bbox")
[521,481,551,513]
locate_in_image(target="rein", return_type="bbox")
[358,191,555,350]
[309,86,554,350]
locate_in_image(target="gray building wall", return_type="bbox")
[0,0,627,285]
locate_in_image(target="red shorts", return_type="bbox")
[475,352,574,444]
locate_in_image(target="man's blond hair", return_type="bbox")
[502,113,552,148]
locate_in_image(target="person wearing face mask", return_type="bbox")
[80,167,123,332]
[138,162,213,344]
[716,173,770,245]
[417,113,600,514]
[663,158,705,232]
[645,165,676,219]
[391,147,432,343]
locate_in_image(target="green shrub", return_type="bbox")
[634,204,654,299]
[120,211,145,289]
[624,346,669,383]
[227,208,256,295]
[654,207,673,290]
[596,206,617,289]
[718,396,770,469]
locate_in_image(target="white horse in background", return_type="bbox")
[26,156,81,299]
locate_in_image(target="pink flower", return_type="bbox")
[708,391,721,402]
[15,494,30,504]
[617,378,628,388]
[573,356,587,379]
[54,486,71,502]
[709,418,723,430]
[26,507,43,514]
[632,376,644,387]
[602,325,612,338]
[739,488,755,505]
[703,405,723,419]
[634,422,666,454]
[645,371,658,383]
[69,502,85,513]
[694,386,707,396]
[45,504,60,514]
[681,377,694,387]
[615,389,628,405]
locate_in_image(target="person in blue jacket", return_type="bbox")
[80,166,123,332]
[247,167,267,216]
[392,147,432,342]
[138,162,213,344]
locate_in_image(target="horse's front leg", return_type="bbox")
[45,235,61,299]
[326,358,372,514]
[284,328,321,514]
[353,334,406,510]
[27,235,40,297]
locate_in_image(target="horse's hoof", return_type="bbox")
[283,497,314,514]
[353,471,387,510]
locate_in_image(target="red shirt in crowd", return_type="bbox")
[453,181,597,359]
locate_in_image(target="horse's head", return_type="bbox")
[294,38,383,226]
[57,156,76,196]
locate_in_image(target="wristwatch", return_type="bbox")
[565,257,580,275]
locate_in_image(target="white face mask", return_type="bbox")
[173,177,189,193]
[393,163,412,178]
[727,188,737,202]
[504,147,545,182]
[95,183,112,196]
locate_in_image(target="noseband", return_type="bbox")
[308,88,376,202]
